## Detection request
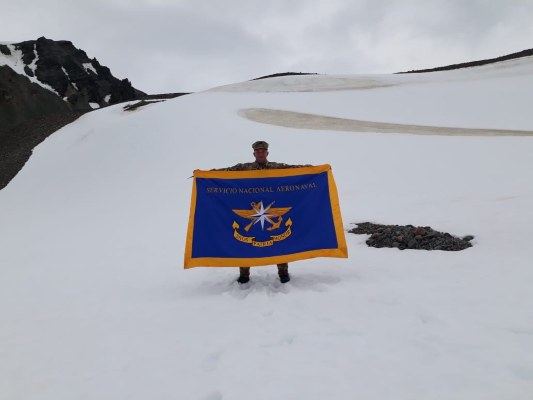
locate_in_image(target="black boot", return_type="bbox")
[237,267,250,284]
[277,263,290,283]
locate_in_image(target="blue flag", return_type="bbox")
[184,164,347,268]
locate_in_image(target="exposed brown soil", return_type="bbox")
[240,108,533,137]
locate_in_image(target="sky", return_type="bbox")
[1,0,533,93]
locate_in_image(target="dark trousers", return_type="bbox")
[240,263,288,277]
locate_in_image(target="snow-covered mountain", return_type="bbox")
[1,55,533,400]
[0,37,144,111]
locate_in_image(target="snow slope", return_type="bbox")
[1,57,533,400]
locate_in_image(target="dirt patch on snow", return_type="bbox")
[240,108,533,137]
[213,77,396,92]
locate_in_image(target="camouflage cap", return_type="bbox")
[252,140,269,150]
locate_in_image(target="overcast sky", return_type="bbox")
[2,0,533,93]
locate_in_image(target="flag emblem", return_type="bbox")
[232,200,293,247]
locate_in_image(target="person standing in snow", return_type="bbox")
[214,140,311,284]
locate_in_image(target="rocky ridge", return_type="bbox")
[0,37,144,112]
[400,48,533,74]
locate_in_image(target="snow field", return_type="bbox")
[1,57,533,399]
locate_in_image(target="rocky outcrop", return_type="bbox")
[0,110,83,191]
[2,37,145,111]
[0,64,85,190]
[0,65,72,129]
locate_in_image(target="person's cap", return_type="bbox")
[252,140,269,150]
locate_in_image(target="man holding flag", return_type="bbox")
[184,140,347,284]
[214,141,311,283]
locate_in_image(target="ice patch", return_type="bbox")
[27,44,39,73]
[89,102,100,109]
[83,62,97,75]
[104,94,111,103]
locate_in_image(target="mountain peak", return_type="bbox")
[0,36,145,111]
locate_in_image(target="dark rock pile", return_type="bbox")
[350,222,473,251]
[123,99,165,111]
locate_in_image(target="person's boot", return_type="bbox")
[277,263,290,283]
[237,267,250,284]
